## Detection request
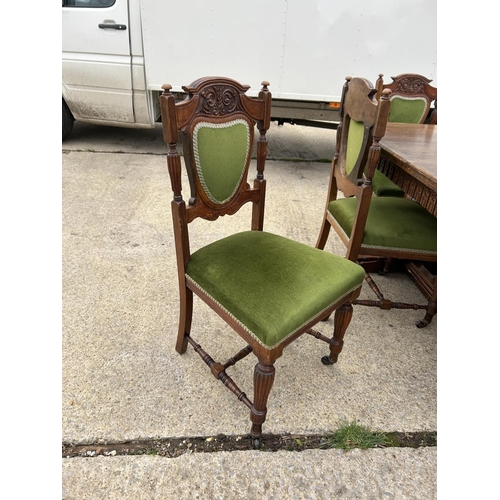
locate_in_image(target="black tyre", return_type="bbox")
[62,99,74,141]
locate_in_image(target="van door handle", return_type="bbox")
[98,23,127,30]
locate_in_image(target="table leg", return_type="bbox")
[406,262,437,327]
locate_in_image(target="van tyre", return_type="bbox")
[62,99,74,141]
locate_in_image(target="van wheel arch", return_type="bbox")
[62,98,74,141]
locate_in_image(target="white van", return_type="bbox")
[62,0,437,139]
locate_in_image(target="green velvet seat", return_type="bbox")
[372,169,405,197]
[328,196,437,255]
[187,230,365,349]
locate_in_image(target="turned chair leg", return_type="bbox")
[175,287,193,354]
[322,301,354,365]
[378,257,393,275]
[250,361,276,449]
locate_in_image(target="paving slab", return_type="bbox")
[62,448,437,500]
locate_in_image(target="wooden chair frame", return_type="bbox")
[375,73,437,124]
[160,77,362,448]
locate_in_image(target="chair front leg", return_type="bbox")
[250,360,275,449]
[321,301,354,365]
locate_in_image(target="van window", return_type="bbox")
[62,0,116,7]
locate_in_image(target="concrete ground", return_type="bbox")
[62,122,437,499]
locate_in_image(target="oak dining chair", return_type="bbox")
[371,73,437,198]
[160,76,366,448]
[316,76,437,326]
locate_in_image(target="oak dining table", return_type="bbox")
[378,122,437,327]
[378,122,437,216]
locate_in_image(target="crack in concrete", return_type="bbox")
[62,431,437,459]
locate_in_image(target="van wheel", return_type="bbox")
[62,99,74,141]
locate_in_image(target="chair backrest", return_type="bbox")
[159,76,271,268]
[329,76,392,259]
[375,73,437,124]
[333,77,392,195]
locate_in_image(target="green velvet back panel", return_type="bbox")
[345,119,365,175]
[193,119,251,204]
[388,96,427,124]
